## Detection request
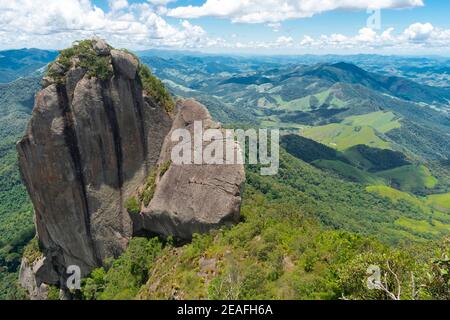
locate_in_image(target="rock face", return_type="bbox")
[140,99,245,240]
[17,39,245,298]
[19,257,58,300]
[17,41,172,286]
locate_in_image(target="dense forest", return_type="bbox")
[0,76,37,299]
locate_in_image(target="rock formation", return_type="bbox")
[17,39,245,299]
[138,99,245,239]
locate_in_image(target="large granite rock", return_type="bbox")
[17,40,172,286]
[17,39,245,297]
[140,99,245,240]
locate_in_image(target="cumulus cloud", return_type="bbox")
[0,0,448,53]
[297,23,450,50]
[275,36,294,47]
[0,0,218,50]
[403,22,434,41]
[167,0,424,24]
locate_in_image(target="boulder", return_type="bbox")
[92,37,111,56]
[140,99,245,240]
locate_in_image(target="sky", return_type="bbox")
[0,0,449,55]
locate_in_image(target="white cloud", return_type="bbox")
[109,0,129,12]
[296,23,450,50]
[403,22,434,41]
[0,1,448,54]
[0,0,219,50]
[168,0,424,24]
[275,36,294,47]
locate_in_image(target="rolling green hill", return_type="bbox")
[426,193,450,213]
[375,165,438,194]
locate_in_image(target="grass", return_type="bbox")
[301,123,391,151]
[139,169,157,207]
[366,186,432,214]
[426,193,450,213]
[300,111,403,151]
[125,197,140,215]
[375,165,438,193]
[272,89,346,112]
[395,217,450,238]
[343,111,401,134]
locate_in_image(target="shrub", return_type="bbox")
[138,64,174,113]
[140,170,157,207]
[125,197,140,215]
[22,238,42,264]
[47,40,113,82]
[159,160,172,178]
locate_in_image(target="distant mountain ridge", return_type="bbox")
[0,49,58,83]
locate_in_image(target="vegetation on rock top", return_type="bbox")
[47,39,113,82]
[138,64,174,113]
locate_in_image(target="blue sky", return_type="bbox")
[1,0,450,55]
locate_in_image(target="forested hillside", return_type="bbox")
[80,152,449,300]
[0,75,39,299]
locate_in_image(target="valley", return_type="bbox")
[0,48,448,300]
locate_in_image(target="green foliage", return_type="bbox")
[125,197,140,215]
[22,238,42,264]
[159,160,172,178]
[88,183,449,300]
[48,40,113,82]
[280,134,340,163]
[253,149,448,243]
[344,144,410,172]
[0,76,36,299]
[426,193,450,213]
[138,64,174,113]
[47,285,60,300]
[375,164,438,194]
[81,237,163,300]
[139,169,157,207]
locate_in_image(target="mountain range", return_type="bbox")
[0,46,448,300]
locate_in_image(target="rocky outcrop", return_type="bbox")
[139,99,245,240]
[17,39,245,298]
[19,257,58,300]
[17,40,172,287]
